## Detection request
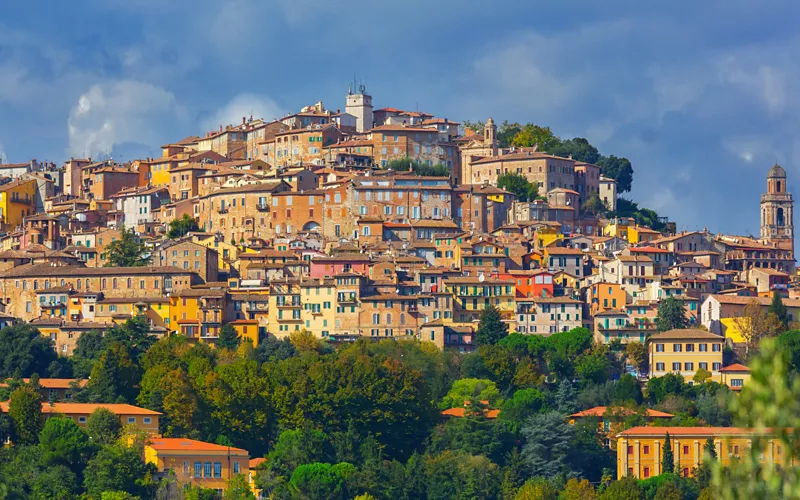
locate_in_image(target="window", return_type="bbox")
[712,343,721,352]
[127,417,136,424]
[643,445,650,454]
[656,343,664,352]
[685,362,694,371]
[143,417,151,424]
[656,362,665,371]
[672,362,681,371]
[194,462,202,477]
[233,462,240,474]
[731,378,744,387]
[78,416,87,423]
[204,462,212,478]
[627,446,633,455]
[673,344,682,352]
[686,344,695,352]
[713,362,722,371]
[699,343,708,352]
[213,462,222,478]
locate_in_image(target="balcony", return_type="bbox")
[217,207,229,214]
[256,204,270,212]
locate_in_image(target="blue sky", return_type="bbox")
[2,0,799,236]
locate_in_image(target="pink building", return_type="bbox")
[309,254,371,278]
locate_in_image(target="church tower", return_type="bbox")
[484,117,498,156]
[760,164,794,241]
[345,83,373,133]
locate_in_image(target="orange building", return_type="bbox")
[145,438,249,494]
[0,402,161,435]
[587,282,627,314]
[570,406,674,449]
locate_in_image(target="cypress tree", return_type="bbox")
[662,432,674,473]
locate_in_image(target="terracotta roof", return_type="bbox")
[0,264,190,278]
[648,328,723,341]
[618,426,762,438]
[719,363,750,372]
[628,246,672,254]
[570,406,674,418]
[0,402,161,415]
[250,457,266,468]
[616,255,654,263]
[147,438,247,454]
[708,294,800,307]
[546,247,584,255]
[0,378,87,389]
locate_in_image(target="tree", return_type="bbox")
[166,214,200,239]
[500,388,547,426]
[497,172,540,202]
[289,328,322,352]
[217,324,241,351]
[104,228,149,267]
[498,121,522,148]
[778,329,800,372]
[575,351,611,385]
[693,367,712,384]
[510,124,560,151]
[550,137,600,164]
[82,342,141,403]
[553,379,579,414]
[440,378,502,410]
[384,158,449,177]
[614,374,643,404]
[476,305,508,346]
[263,427,334,480]
[662,432,674,473]
[597,155,634,193]
[768,290,789,329]
[562,478,597,500]
[515,478,558,500]
[83,442,156,499]
[653,481,682,500]
[288,462,356,500]
[423,451,500,500]
[0,323,59,378]
[39,416,95,472]
[86,407,123,445]
[224,474,256,500]
[581,193,607,216]
[711,338,800,498]
[731,299,783,353]
[8,386,42,445]
[520,412,573,477]
[625,341,648,374]
[429,416,514,465]
[656,297,689,332]
[600,476,643,499]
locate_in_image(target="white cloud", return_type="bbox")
[67,80,185,157]
[202,93,285,132]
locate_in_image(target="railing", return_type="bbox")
[217,207,229,214]
[256,204,270,212]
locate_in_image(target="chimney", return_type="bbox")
[243,117,246,125]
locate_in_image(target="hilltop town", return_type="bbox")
[0,87,797,499]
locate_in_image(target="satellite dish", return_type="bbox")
[478,274,486,282]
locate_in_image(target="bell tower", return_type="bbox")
[760,163,793,241]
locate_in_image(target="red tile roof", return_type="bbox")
[147,438,248,454]
[570,406,674,418]
[719,363,750,372]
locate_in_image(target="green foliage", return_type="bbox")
[86,408,123,446]
[440,378,502,409]
[656,297,689,332]
[646,373,689,404]
[614,197,664,231]
[476,305,509,346]
[217,323,242,351]
[768,290,789,328]
[582,193,608,216]
[429,416,514,464]
[104,228,150,267]
[614,374,643,404]
[500,388,547,426]
[8,386,43,445]
[82,342,141,404]
[166,214,200,239]
[38,416,95,472]
[497,172,542,202]
[520,412,573,477]
[551,137,601,164]
[599,476,643,499]
[662,432,675,474]
[288,462,356,500]
[575,350,612,385]
[264,427,334,480]
[383,158,450,177]
[0,323,59,378]
[510,123,560,151]
[515,477,558,499]
[778,329,800,372]
[224,474,256,500]
[423,451,501,500]
[596,155,634,193]
[83,442,156,499]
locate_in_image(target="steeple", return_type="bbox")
[760,163,793,242]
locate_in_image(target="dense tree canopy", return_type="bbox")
[0,324,59,378]
[166,214,200,239]
[103,228,150,267]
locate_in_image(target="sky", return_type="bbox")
[1,0,799,237]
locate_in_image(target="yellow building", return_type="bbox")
[617,427,787,479]
[0,178,37,229]
[718,363,751,391]
[170,288,226,340]
[299,277,337,338]
[443,276,515,323]
[433,235,463,270]
[268,279,303,338]
[627,225,662,244]
[145,438,249,493]
[648,329,724,381]
[193,234,241,276]
[569,406,674,449]
[0,402,161,435]
[534,227,564,251]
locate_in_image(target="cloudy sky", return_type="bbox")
[1,0,799,236]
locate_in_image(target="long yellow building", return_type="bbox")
[617,426,787,479]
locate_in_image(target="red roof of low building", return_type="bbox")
[719,363,750,372]
[570,406,674,418]
[147,438,248,454]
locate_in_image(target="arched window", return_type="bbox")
[400,314,405,325]
[101,278,106,289]
[778,207,785,227]
[77,280,82,289]
[777,180,782,192]
[386,313,392,324]
[112,278,118,289]
[86,279,90,290]
[127,278,132,288]
[33,280,38,290]
[60,279,65,287]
